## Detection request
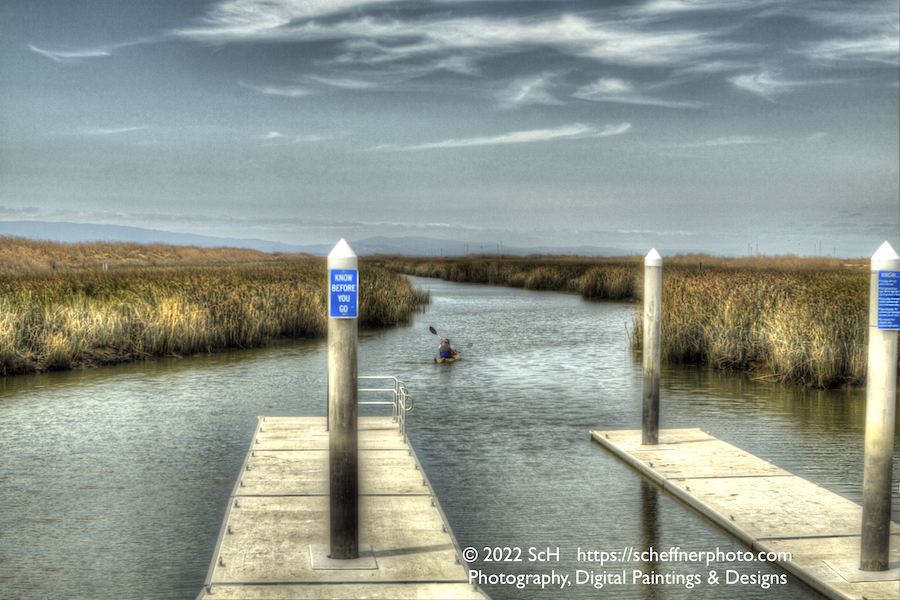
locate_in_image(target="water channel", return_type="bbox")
[0,276,897,599]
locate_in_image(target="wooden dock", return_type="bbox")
[591,428,899,600]
[197,416,488,599]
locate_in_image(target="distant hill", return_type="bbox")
[0,221,311,254]
[0,221,634,257]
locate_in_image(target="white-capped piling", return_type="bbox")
[860,241,900,571]
[327,239,360,560]
[642,249,662,445]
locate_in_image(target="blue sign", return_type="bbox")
[878,271,900,330]
[329,269,358,318]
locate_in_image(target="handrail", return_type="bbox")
[358,376,413,440]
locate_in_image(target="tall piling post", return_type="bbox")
[327,239,359,560]
[642,248,662,445]
[860,241,900,571]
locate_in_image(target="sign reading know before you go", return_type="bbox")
[877,271,900,330]
[329,269,358,318]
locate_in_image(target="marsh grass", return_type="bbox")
[629,268,871,388]
[0,238,429,376]
[376,257,642,300]
[379,254,876,388]
[0,236,279,271]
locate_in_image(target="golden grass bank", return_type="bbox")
[0,240,429,376]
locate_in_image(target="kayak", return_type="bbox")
[435,352,460,363]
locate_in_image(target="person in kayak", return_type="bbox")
[438,338,457,359]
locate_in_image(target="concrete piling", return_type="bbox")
[860,241,900,571]
[642,248,662,446]
[327,239,360,560]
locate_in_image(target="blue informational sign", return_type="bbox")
[329,269,358,318]
[878,271,900,330]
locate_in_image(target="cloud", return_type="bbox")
[639,0,780,14]
[182,0,403,39]
[371,122,631,151]
[574,77,706,109]
[239,81,311,97]
[729,69,851,100]
[728,70,800,99]
[28,38,152,63]
[496,73,564,108]
[174,7,749,71]
[673,60,751,75]
[681,135,766,147]
[798,2,900,63]
[801,35,900,65]
[306,75,377,89]
[259,131,330,145]
[29,44,112,63]
[81,126,147,136]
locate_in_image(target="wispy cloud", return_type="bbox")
[28,38,151,63]
[182,0,403,39]
[167,0,899,110]
[728,70,800,99]
[81,126,147,136]
[801,35,900,65]
[371,123,631,151]
[680,135,766,147]
[305,75,378,90]
[639,0,775,14]
[799,2,899,63]
[259,131,329,145]
[496,73,564,108]
[729,69,849,100]
[239,81,311,97]
[175,7,748,71]
[29,44,112,63]
[574,77,705,109]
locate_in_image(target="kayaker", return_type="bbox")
[438,338,456,359]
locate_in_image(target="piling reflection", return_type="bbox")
[639,479,662,600]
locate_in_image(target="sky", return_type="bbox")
[1,0,898,257]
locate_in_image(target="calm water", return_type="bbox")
[0,276,897,599]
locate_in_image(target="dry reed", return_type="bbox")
[374,256,641,300]
[0,238,429,376]
[626,268,872,388]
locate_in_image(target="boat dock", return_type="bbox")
[590,428,899,600]
[197,414,488,599]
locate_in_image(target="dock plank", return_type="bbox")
[198,416,488,599]
[591,428,899,600]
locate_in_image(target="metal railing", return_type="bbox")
[358,376,413,440]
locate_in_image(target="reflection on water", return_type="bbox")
[0,339,328,600]
[0,276,896,599]
[655,361,879,505]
